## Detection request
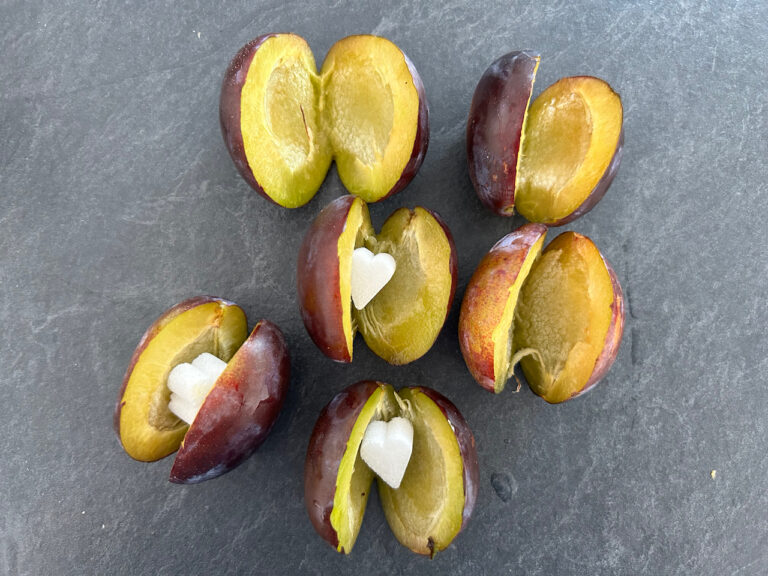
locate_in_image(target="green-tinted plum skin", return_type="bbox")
[304,381,384,548]
[467,51,539,216]
[169,320,291,484]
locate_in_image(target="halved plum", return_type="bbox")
[467,52,623,224]
[114,297,290,482]
[514,232,625,402]
[304,381,477,556]
[221,34,428,208]
[377,386,478,556]
[459,228,624,402]
[297,195,457,365]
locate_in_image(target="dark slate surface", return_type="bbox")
[2,1,767,574]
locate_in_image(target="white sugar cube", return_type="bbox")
[191,352,228,382]
[168,393,199,425]
[167,363,209,398]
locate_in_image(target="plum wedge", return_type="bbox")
[458,223,547,393]
[459,228,624,402]
[467,51,623,224]
[304,381,478,556]
[466,51,540,217]
[115,297,290,483]
[221,34,428,208]
[514,232,625,402]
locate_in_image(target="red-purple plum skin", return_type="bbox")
[170,320,290,484]
[467,51,540,216]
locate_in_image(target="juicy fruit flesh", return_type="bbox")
[327,61,394,166]
[360,416,413,489]
[265,62,314,169]
[491,234,545,392]
[119,302,247,462]
[329,385,466,556]
[241,36,330,208]
[513,233,614,403]
[355,208,453,365]
[148,328,215,431]
[516,77,623,222]
[511,56,540,214]
[167,352,227,425]
[377,388,465,557]
[351,247,396,310]
[322,36,420,201]
[330,386,396,553]
[337,198,374,358]
[240,34,420,206]
[519,91,591,212]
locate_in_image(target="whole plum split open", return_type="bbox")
[467,51,623,224]
[114,296,290,483]
[221,34,429,208]
[297,195,457,365]
[304,381,478,556]
[459,227,625,402]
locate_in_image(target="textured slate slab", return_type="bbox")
[1,1,767,574]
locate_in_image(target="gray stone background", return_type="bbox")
[2,1,767,574]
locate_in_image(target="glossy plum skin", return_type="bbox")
[416,387,479,533]
[304,381,383,548]
[297,195,357,363]
[458,224,547,392]
[219,34,277,204]
[113,295,237,437]
[169,320,290,484]
[467,51,539,216]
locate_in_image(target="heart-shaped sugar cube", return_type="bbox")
[351,247,396,310]
[360,416,414,489]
